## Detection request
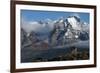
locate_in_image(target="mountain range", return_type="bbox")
[21,15,89,49]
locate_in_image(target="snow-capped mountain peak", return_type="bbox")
[67,16,81,30]
[21,15,89,48]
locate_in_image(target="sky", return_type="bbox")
[21,9,90,24]
[21,10,90,33]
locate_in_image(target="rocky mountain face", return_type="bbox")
[49,16,89,46]
[21,28,28,46]
[21,15,89,49]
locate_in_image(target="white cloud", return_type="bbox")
[21,19,54,33]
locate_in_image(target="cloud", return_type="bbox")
[71,40,89,48]
[22,21,38,32]
[60,40,89,49]
[21,19,54,33]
